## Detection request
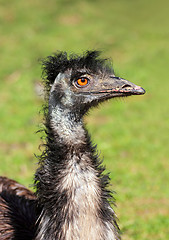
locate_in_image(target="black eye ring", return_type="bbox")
[74,77,90,88]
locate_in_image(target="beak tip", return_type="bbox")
[134,86,146,95]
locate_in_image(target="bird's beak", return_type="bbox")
[93,76,146,97]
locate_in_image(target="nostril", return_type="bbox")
[122,84,132,89]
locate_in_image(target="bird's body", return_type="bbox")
[0,177,36,239]
[0,51,145,240]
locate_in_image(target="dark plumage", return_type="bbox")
[41,51,112,86]
[0,51,145,240]
[0,177,36,239]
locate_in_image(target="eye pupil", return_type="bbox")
[75,77,89,87]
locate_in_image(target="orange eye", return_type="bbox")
[75,77,90,87]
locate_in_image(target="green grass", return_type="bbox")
[0,0,169,239]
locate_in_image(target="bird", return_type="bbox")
[0,50,145,240]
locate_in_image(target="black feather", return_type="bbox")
[41,50,113,93]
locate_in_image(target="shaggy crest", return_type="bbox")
[41,50,113,93]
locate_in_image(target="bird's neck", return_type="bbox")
[35,104,120,240]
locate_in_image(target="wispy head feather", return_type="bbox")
[41,50,113,92]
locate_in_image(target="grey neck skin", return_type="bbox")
[35,75,120,240]
[49,105,85,147]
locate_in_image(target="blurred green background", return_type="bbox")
[0,0,168,239]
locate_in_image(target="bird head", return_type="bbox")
[42,51,145,116]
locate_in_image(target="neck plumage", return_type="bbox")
[35,96,120,240]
